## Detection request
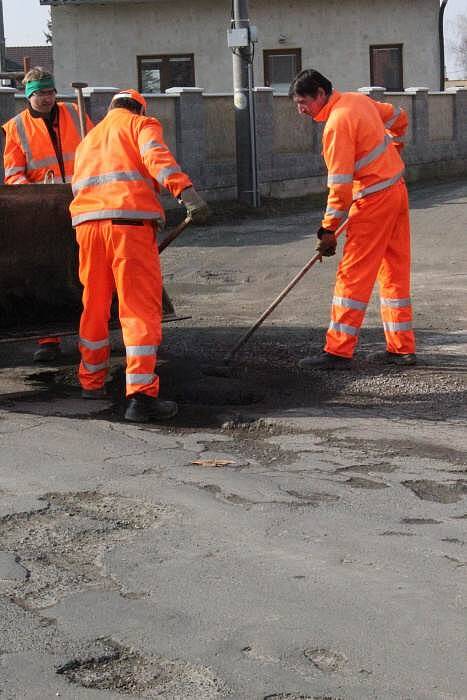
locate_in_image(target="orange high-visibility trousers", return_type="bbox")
[325,180,415,358]
[76,219,162,397]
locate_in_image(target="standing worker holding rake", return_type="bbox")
[289,69,416,370]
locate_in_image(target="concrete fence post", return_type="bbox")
[405,87,429,159]
[83,87,119,124]
[446,87,467,147]
[165,87,205,188]
[358,86,386,102]
[0,88,17,182]
[253,87,274,187]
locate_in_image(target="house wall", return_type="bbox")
[50,0,440,93]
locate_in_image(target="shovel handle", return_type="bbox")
[158,216,192,253]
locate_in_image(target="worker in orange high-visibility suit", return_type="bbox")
[70,89,209,423]
[289,69,416,370]
[2,66,93,363]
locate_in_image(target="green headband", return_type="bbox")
[25,77,56,99]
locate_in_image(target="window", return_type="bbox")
[370,45,403,91]
[137,54,195,94]
[264,49,302,92]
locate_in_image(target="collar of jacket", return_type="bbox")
[27,102,58,124]
[313,90,342,122]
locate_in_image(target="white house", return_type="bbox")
[40,0,442,94]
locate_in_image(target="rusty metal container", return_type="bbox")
[0,184,181,334]
[0,184,79,328]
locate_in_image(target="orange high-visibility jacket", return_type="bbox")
[314,91,408,230]
[2,102,91,184]
[70,108,192,227]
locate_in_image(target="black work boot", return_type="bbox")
[370,350,417,366]
[298,352,352,371]
[33,342,61,363]
[124,393,178,423]
[81,387,108,399]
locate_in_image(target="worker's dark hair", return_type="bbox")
[288,69,333,98]
[109,97,143,115]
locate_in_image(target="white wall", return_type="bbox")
[51,0,440,93]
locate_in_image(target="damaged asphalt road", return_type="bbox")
[0,179,466,699]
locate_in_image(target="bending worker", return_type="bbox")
[289,69,416,369]
[70,89,208,423]
[2,66,93,363]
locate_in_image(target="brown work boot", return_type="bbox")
[370,351,416,366]
[124,393,178,423]
[298,352,352,371]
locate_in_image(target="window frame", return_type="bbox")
[369,44,404,91]
[137,53,195,94]
[263,48,302,89]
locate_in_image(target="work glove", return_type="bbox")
[315,227,337,257]
[180,186,210,225]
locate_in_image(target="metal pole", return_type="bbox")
[0,0,6,74]
[232,0,259,206]
[439,0,449,91]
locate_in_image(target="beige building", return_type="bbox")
[41,0,441,94]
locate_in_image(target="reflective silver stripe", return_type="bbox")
[31,152,74,170]
[29,155,59,169]
[62,101,81,137]
[72,210,165,227]
[332,296,367,311]
[380,297,411,309]
[83,360,109,372]
[13,114,32,164]
[72,170,149,194]
[80,336,110,350]
[156,165,181,186]
[126,373,155,385]
[65,175,73,183]
[385,107,401,129]
[12,176,28,184]
[327,173,353,186]
[4,166,25,176]
[126,345,158,357]
[325,206,347,219]
[140,140,165,156]
[354,170,404,200]
[355,134,391,172]
[329,320,359,336]
[383,321,412,332]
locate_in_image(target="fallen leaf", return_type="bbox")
[191,459,236,468]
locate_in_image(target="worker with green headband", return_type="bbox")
[2,66,93,363]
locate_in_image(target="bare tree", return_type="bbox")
[448,14,467,78]
[44,9,52,45]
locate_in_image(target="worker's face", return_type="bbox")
[29,88,56,114]
[293,88,328,118]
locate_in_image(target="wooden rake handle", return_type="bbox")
[224,217,349,364]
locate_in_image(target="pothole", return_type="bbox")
[345,477,388,489]
[303,648,348,672]
[56,638,229,698]
[402,479,467,503]
[0,491,172,609]
[401,517,442,525]
[264,695,340,700]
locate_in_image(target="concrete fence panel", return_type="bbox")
[145,95,178,156]
[204,96,235,162]
[428,93,455,142]
[273,95,316,155]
